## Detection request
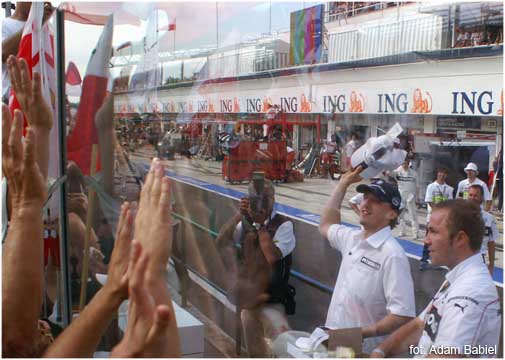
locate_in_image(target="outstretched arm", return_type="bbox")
[215,211,242,251]
[369,317,424,358]
[363,313,413,339]
[133,158,181,357]
[319,166,363,237]
[488,241,495,275]
[2,108,47,356]
[44,203,134,358]
[111,242,174,358]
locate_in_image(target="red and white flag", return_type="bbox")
[67,15,114,175]
[166,18,176,31]
[65,61,82,97]
[9,2,59,178]
[168,19,176,31]
[157,17,176,32]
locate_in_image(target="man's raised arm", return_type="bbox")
[319,166,363,238]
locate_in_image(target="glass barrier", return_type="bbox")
[1,1,503,358]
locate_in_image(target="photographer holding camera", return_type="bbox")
[215,173,296,357]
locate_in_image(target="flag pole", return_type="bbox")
[78,144,99,311]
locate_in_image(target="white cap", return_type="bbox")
[464,162,478,174]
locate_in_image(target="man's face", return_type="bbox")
[466,170,477,181]
[424,209,454,267]
[436,171,448,183]
[467,187,483,205]
[359,192,395,229]
[402,161,409,170]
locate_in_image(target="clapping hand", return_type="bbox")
[110,242,173,358]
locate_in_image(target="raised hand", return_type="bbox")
[134,158,173,277]
[102,202,135,301]
[131,157,181,357]
[7,56,53,132]
[2,105,46,210]
[110,242,173,358]
[339,165,364,187]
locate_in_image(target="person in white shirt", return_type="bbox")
[215,176,296,357]
[456,162,492,210]
[419,167,454,270]
[344,133,359,169]
[370,200,501,358]
[467,185,498,275]
[319,167,415,353]
[391,160,419,239]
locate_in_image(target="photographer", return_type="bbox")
[215,174,296,357]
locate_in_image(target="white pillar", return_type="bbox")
[370,123,378,137]
[327,119,335,141]
[423,116,436,134]
[293,124,300,158]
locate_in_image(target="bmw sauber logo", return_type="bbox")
[392,197,401,207]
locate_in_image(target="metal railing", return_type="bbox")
[328,14,444,63]
[171,211,332,295]
[325,1,401,24]
[169,210,332,354]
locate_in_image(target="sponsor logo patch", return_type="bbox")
[424,305,441,341]
[360,256,381,270]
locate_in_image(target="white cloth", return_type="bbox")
[456,178,491,201]
[2,17,26,98]
[392,166,417,195]
[424,181,454,223]
[416,253,501,357]
[345,139,357,158]
[233,211,296,258]
[324,225,415,353]
[399,191,419,238]
[349,193,364,205]
[480,210,498,254]
[457,31,470,44]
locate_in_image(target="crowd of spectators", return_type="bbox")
[327,2,405,23]
[2,54,181,357]
[454,26,503,48]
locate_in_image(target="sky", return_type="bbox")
[2,1,320,77]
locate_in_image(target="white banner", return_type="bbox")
[115,58,504,117]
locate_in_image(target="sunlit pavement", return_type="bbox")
[128,146,503,248]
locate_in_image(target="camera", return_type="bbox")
[249,172,268,216]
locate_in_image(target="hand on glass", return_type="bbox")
[134,158,173,277]
[102,202,135,301]
[110,242,173,358]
